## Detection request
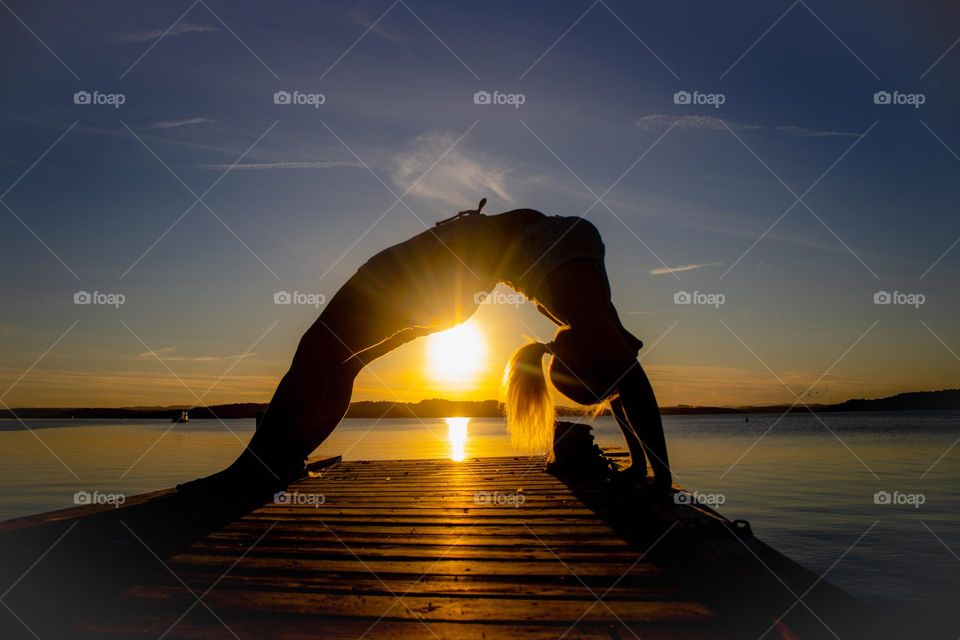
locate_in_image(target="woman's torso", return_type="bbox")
[325,209,605,344]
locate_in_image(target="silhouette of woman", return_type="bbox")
[179,202,671,497]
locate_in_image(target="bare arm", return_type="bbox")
[610,397,647,472]
[616,365,672,489]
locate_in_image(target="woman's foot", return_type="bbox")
[177,451,305,506]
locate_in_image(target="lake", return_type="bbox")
[1,411,958,611]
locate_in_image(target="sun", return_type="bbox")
[426,321,486,386]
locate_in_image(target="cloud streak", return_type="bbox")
[198,161,362,171]
[137,347,257,362]
[109,23,220,43]
[649,262,724,275]
[636,115,859,138]
[151,117,214,129]
[393,132,515,208]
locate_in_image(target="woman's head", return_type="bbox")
[547,327,622,406]
[503,326,637,459]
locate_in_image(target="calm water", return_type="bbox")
[1,412,958,609]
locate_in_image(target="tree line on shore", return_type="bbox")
[3,389,959,420]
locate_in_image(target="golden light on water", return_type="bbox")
[445,417,469,461]
[426,321,486,387]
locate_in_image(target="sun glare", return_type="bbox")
[426,321,486,386]
[445,417,469,461]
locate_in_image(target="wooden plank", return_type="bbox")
[117,588,714,624]
[190,541,643,560]
[123,574,678,599]
[80,617,721,640]
[166,555,666,578]
[205,530,634,547]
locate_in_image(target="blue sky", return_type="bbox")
[2,0,959,407]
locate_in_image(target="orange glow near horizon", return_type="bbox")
[2,286,951,409]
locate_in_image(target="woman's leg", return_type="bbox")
[204,297,435,491]
[250,323,435,467]
[180,330,361,497]
[237,359,360,481]
[179,282,382,495]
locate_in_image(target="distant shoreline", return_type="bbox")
[2,389,958,420]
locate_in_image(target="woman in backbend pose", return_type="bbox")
[179,201,672,497]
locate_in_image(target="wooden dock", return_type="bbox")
[0,455,873,639]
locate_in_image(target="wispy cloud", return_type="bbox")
[150,117,214,129]
[198,161,362,171]
[637,115,858,137]
[109,23,220,43]
[649,262,724,275]
[137,347,257,362]
[774,125,861,138]
[393,132,514,208]
[637,114,760,132]
[138,346,175,358]
[351,7,403,44]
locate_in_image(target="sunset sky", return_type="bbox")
[2,1,959,408]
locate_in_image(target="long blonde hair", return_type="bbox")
[503,341,555,461]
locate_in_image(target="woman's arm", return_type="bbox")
[616,365,672,489]
[609,397,647,473]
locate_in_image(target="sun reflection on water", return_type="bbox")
[445,417,469,461]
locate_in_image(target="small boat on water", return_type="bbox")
[170,410,189,424]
